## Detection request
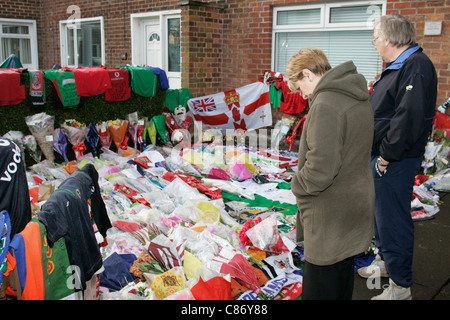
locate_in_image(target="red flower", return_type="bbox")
[239,217,262,246]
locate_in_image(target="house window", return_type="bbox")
[273,1,386,84]
[167,17,181,73]
[60,17,104,67]
[0,18,38,68]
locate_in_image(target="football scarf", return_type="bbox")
[28,69,46,106]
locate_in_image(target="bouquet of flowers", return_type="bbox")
[108,119,128,151]
[96,121,112,150]
[129,251,166,279]
[61,119,89,159]
[119,280,154,299]
[25,112,55,162]
[210,247,262,295]
[245,215,281,251]
[3,131,26,161]
[53,128,69,162]
[87,123,100,156]
[238,217,262,247]
[127,112,139,149]
[22,134,42,163]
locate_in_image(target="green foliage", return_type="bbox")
[0,71,166,136]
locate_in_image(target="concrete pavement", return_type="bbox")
[352,192,450,300]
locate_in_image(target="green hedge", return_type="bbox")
[0,72,165,134]
[0,71,166,165]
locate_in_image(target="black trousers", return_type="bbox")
[302,256,355,300]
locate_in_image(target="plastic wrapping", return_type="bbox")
[196,201,221,224]
[101,280,154,300]
[86,123,100,156]
[96,121,112,150]
[227,158,253,181]
[425,168,450,192]
[61,120,89,159]
[169,225,219,265]
[182,250,203,280]
[147,234,185,270]
[142,189,175,215]
[165,151,203,178]
[245,215,279,250]
[168,200,199,225]
[145,266,186,300]
[108,119,128,150]
[187,267,231,300]
[202,178,254,200]
[3,130,26,161]
[127,112,139,149]
[207,167,231,180]
[208,247,261,295]
[246,215,290,254]
[25,112,55,162]
[102,228,146,258]
[163,177,208,205]
[163,288,195,300]
[53,128,69,161]
[270,116,296,150]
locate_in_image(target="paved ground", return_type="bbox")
[352,192,450,300]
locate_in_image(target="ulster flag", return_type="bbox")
[188,81,272,131]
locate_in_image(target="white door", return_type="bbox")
[145,23,161,68]
[131,11,182,89]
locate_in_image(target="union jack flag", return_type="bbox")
[192,97,216,112]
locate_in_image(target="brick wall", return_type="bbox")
[0,0,41,19]
[180,1,224,97]
[35,0,183,69]
[219,0,450,107]
[1,0,448,105]
[386,0,450,107]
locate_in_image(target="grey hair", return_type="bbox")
[374,14,416,48]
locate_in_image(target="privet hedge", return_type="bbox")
[0,72,165,134]
[0,71,166,165]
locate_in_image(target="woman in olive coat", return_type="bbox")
[287,48,375,300]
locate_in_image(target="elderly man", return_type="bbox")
[358,14,438,300]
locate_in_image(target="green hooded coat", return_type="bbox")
[291,61,375,266]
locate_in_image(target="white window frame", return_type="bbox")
[163,14,181,75]
[272,0,386,71]
[0,18,39,69]
[130,10,181,68]
[59,16,105,68]
[274,4,324,31]
[324,1,387,30]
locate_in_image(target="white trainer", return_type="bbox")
[371,279,412,300]
[357,254,389,278]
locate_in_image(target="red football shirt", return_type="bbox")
[104,68,131,102]
[275,81,308,115]
[0,69,25,106]
[62,66,112,97]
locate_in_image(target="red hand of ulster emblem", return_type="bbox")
[224,89,241,122]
